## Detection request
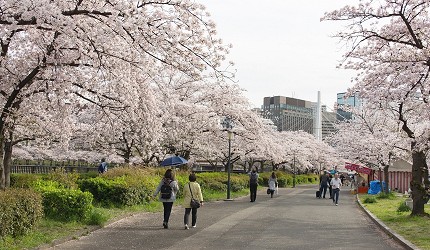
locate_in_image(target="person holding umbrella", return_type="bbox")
[153,169,179,229]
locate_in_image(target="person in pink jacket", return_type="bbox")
[182,173,204,229]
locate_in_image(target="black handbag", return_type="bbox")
[189,183,201,208]
[267,188,271,194]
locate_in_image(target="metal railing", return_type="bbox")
[11,165,98,174]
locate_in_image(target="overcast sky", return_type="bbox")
[199,0,357,110]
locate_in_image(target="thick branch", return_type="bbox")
[0,66,40,132]
[398,102,414,138]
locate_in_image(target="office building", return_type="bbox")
[262,96,314,134]
[336,92,362,121]
[321,105,337,138]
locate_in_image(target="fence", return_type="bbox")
[11,160,98,174]
[387,171,412,194]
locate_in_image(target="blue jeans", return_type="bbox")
[332,188,340,204]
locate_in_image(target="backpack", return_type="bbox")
[250,173,258,184]
[160,180,173,199]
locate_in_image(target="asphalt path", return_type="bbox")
[45,185,404,250]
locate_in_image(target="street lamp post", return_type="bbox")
[227,130,232,200]
[293,154,296,188]
[221,117,234,200]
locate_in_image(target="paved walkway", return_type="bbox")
[44,185,404,250]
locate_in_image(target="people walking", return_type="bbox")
[268,172,278,198]
[249,167,259,202]
[331,173,342,206]
[153,169,179,229]
[319,171,329,198]
[182,173,204,229]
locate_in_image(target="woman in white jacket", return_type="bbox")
[268,172,278,198]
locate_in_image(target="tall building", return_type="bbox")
[336,92,362,121]
[321,105,337,138]
[262,96,314,134]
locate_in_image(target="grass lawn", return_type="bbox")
[359,193,430,250]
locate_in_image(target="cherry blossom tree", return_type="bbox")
[326,103,409,193]
[0,0,231,188]
[323,0,430,215]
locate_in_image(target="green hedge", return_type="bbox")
[195,172,249,192]
[78,175,156,207]
[10,174,43,188]
[0,189,43,238]
[37,186,93,221]
[31,179,94,222]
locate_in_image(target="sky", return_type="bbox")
[198,0,357,110]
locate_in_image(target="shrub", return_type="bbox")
[363,196,377,204]
[41,187,93,221]
[45,168,79,189]
[397,201,411,213]
[204,182,226,192]
[10,174,43,188]
[277,177,287,187]
[85,208,109,226]
[376,192,396,200]
[78,175,154,207]
[0,188,43,238]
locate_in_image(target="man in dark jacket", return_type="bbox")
[249,168,259,202]
[319,171,329,198]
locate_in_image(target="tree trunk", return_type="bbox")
[3,140,12,188]
[0,134,5,190]
[383,165,389,194]
[410,144,429,216]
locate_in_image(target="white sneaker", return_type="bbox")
[192,225,196,228]
[184,224,189,230]
[335,203,338,206]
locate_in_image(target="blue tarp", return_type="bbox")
[368,180,387,194]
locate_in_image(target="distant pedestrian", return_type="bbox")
[268,172,278,198]
[350,174,356,189]
[182,173,203,230]
[319,171,329,198]
[98,158,108,174]
[331,173,342,206]
[153,169,179,229]
[328,173,333,199]
[249,167,259,202]
[340,174,345,185]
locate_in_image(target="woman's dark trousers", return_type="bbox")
[163,202,173,224]
[184,208,198,226]
[250,183,258,202]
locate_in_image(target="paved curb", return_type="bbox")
[355,194,420,250]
